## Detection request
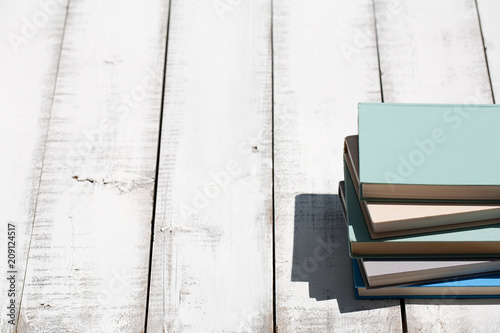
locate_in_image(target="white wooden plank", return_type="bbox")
[273,1,402,332]
[17,0,169,331]
[477,0,500,100]
[376,0,492,104]
[147,0,274,331]
[0,1,68,331]
[375,0,500,331]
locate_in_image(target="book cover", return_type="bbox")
[344,135,500,237]
[343,162,500,258]
[359,258,500,288]
[339,183,500,287]
[353,259,500,298]
[358,103,500,202]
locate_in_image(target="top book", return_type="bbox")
[358,103,500,202]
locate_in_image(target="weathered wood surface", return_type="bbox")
[273,0,402,332]
[0,0,68,332]
[16,0,169,331]
[146,0,274,331]
[4,0,500,331]
[375,0,491,104]
[375,0,500,331]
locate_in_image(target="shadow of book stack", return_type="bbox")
[340,103,500,298]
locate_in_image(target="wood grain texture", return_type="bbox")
[376,0,492,104]
[17,0,168,331]
[476,0,500,100]
[0,0,68,331]
[147,0,274,331]
[273,1,402,332]
[375,0,500,331]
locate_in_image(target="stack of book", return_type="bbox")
[339,103,500,298]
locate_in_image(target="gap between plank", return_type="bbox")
[400,299,408,333]
[271,0,277,332]
[474,0,496,104]
[15,0,72,326]
[144,0,173,331]
[371,0,385,103]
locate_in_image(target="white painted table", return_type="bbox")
[1,0,500,332]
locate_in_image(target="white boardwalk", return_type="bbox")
[1,0,500,332]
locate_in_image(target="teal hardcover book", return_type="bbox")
[343,161,500,258]
[344,135,500,238]
[358,103,500,202]
[352,259,500,299]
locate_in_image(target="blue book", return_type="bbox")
[358,103,500,202]
[353,259,500,299]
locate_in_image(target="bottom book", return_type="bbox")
[353,259,500,299]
